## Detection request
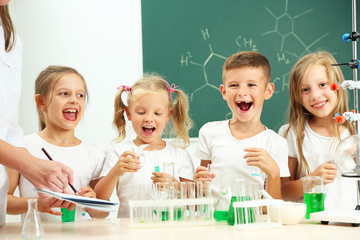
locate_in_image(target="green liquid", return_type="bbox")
[157,208,182,221]
[155,166,160,172]
[227,196,254,226]
[214,210,228,222]
[304,193,325,219]
[61,206,76,223]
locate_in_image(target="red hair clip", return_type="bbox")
[330,82,340,91]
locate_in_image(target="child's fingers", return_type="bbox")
[78,186,91,193]
[324,163,337,170]
[244,147,262,152]
[121,150,137,158]
[119,160,141,171]
[78,186,96,198]
[244,152,262,159]
[195,166,208,173]
[194,170,211,180]
[195,177,213,182]
[122,155,141,164]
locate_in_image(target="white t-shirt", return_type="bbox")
[195,120,290,195]
[0,24,24,226]
[100,140,194,218]
[278,122,358,210]
[19,133,106,221]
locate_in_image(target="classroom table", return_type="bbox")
[1,218,360,240]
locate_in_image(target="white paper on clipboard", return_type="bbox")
[35,188,119,212]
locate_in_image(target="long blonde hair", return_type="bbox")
[113,74,192,148]
[284,51,355,178]
[35,65,88,130]
[0,5,15,52]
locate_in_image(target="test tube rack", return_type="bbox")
[129,182,215,228]
[232,199,282,231]
[129,197,215,228]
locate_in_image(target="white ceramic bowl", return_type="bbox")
[269,202,306,225]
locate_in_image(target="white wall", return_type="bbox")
[7,0,143,222]
[7,0,200,222]
[10,0,143,144]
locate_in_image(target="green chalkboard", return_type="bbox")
[142,0,353,137]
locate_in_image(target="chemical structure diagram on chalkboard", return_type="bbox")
[179,28,258,102]
[180,0,330,101]
[263,0,329,94]
[262,0,329,59]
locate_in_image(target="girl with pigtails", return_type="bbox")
[94,74,195,218]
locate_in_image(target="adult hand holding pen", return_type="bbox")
[0,141,74,192]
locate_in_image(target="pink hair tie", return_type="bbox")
[117,85,131,94]
[164,81,179,101]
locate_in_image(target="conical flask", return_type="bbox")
[213,175,233,222]
[21,199,44,239]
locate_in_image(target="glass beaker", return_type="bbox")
[302,176,325,219]
[21,199,45,239]
[213,175,233,222]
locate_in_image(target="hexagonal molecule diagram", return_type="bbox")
[262,0,329,94]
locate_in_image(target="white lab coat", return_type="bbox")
[0,22,25,226]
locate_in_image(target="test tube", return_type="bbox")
[155,182,170,222]
[153,149,159,172]
[133,144,149,168]
[207,164,212,180]
[251,166,261,177]
[204,181,213,220]
[187,182,196,221]
[196,181,204,220]
[179,182,187,221]
[163,162,175,184]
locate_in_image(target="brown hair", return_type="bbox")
[284,51,354,178]
[0,5,15,52]
[35,65,88,130]
[113,74,192,148]
[222,51,271,83]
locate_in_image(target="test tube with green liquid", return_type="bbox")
[154,149,159,172]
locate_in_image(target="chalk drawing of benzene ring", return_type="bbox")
[262,0,329,58]
[186,43,226,101]
[180,28,258,102]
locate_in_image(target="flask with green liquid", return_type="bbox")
[213,175,233,222]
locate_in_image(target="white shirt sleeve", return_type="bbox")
[176,148,195,180]
[195,124,211,160]
[278,124,297,158]
[100,146,120,177]
[271,136,290,177]
[90,144,107,180]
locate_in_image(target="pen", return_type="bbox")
[41,148,78,194]
[41,148,93,219]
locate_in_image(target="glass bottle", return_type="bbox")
[213,175,233,222]
[21,199,44,240]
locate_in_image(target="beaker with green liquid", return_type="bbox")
[302,176,324,219]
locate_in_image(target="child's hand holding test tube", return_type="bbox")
[193,164,216,194]
[193,165,216,182]
[111,144,149,176]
